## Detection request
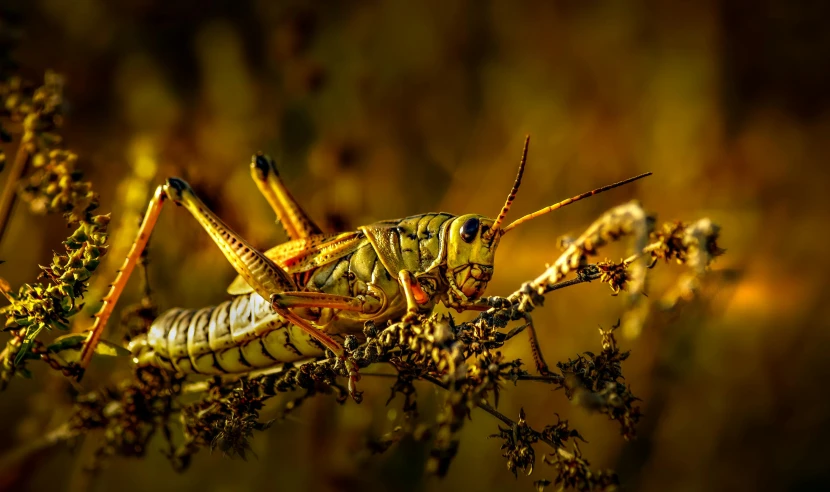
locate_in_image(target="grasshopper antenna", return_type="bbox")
[500,171,653,234]
[484,135,529,241]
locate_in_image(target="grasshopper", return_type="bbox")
[81,137,649,397]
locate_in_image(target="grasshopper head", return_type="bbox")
[445,214,499,299]
[441,137,531,302]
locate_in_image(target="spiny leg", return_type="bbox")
[163,178,297,296]
[517,313,550,375]
[164,178,350,359]
[80,185,165,370]
[250,153,322,240]
[271,291,381,313]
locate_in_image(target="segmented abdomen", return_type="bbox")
[138,293,325,374]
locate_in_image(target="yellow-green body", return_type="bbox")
[124,139,639,378]
[132,212,498,375]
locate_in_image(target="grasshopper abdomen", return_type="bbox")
[133,293,325,375]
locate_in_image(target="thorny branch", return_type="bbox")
[0,195,724,491]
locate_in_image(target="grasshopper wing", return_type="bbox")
[226,231,367,295]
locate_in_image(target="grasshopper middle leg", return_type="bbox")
[271,291,381,313]
[454,298,552,375]
[521,314,551,375]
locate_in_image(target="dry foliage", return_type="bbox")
[0,71,724,491]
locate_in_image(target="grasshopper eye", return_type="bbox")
[460,217,480,243]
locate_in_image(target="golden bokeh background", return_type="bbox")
[2,1,829,491]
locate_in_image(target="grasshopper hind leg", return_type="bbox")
[163,178,346,359]
[91,176,362,398]
[84,177,346,373]
[250,153,323,240]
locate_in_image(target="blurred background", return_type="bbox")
[1,0,829,491]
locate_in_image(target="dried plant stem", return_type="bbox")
[522,201,649,297]
[0,142,29,243]
[475,399,575,459]
[544,275,595,292]
[513,374,564,383]
[420,373,576,461]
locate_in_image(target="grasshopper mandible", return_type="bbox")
[81,137,649,397]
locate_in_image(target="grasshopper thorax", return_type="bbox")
[444,214,499,300]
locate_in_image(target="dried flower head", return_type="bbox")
[596,258,633,295]
[647,219,725,272]
[490,408,539,476]
[21,149,98,222]
[542,443,619,491]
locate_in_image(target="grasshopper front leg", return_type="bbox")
[398,270,432,322]
[448,297,551,375]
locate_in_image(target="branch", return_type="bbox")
[0,141,29,242]
[522,201,650,298]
